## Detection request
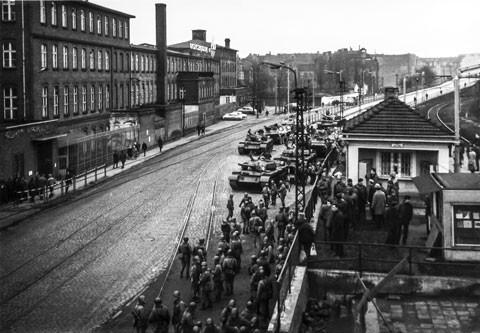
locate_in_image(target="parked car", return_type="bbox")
[237,106,257,115]
[222,111,247,121]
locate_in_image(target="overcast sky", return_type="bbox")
[94,0,479,58]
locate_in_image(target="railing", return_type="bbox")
[12,164,107,205]
[273,147,337,332]
[312,240,480,278]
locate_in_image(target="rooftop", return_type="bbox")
[413,173,480,194]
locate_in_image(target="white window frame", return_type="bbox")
[71,9,76,30]
[2,0,16,22]
[96,15,101,35]
[39,0,45,23]
[141,55,144,72]
[135,54,139,71]
[53,86,59,116]
[105,51,109,71]
[72,47,77,69]
[61,4,66,27]
[62,45,68,69]
[81,86,86,113]
[112,18,116,37]
[105,85,110,110]
[118,20,123,38]
[380,151,412,178]
[52,44,58,69]
[2,42,16,68]
[41,44,47,69]
[50,1,56,26]
[97,50,102,70]
[41,87,48,118]
[124,21,128,39]
[98,85,103,111]
[3,87,17,120]
[73,86,78,114]
[89,49,94,70]
[88,11,93,33]
[63,86,69,115]
[104,15,108,36]
[81,48,86,69]
[80,10,85,31]
[90,85,95,111]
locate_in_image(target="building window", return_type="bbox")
[80,10,85,31]
[97,50,102,70]
[39,0,45,23]
[50,2,56,26]
[90,85,95,112]
[89,49,94,70]
[118,20,123,38]
[112,18,116,37]
[81,48,86,69]
[41,87,48,118]
[63,86,69,115]
[52,44,58,69]
[98,85,103,111]
[104,16,108,35]
[61,4,66,27]
[96,15,101,35]
[105,85,110,110]
[53,86,59,117]
[71,9,76,30]
[135,54,139,71]
[2,0,15,22]
[88,11,93,32]
[105,51,109,71]
[141,55,144,72]
[3,87,17,120]
[72,47,77,69]
[62,45,68,69]
[124,21,128,39]
[73,86,78,114]
[453,205,480,246]
[41,44,47,69]
[380,151,411,177]
[2,42,16,68]
[81,86,87,113]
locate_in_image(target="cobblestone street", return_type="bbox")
[0,116,282,332]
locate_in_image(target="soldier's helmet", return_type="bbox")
[251,255,257,261]
[173,290,181,298]
[206,317,213,325]
[154,297,162,304]
[138,295,146,305]
[201,261,207,267]
[189,301,196,309]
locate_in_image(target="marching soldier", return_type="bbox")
[261,184,270,208]
[193,239,207,261]
[132,295,149,333]
[270,180,278,206]
[227,194,235,219]
[220,299,236,328]
[221,219,232,243]
[230,231,243,270]
[148,297,170,333]
[222,250,238,296]
[279,181,288,207]
[212,257,224,302]
[179,237,192,279]
[199,262,213,309]
[172,290,185,333]
[180,302,199,333]
[190,256,201,300]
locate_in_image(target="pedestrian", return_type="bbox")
[132,295,149,333]
[385,201,401,245]
[172,291,185,333]
[113,151,119,169]
[319,200,333,241]
[65,168,73,194]
[197,123,201,136]
[270,180,278,206]
[354,178,367,225]
[371,183,386,229]
[278,181,287,207]
[201,124,206,135]
[199,263,213,309]
[330,204,346,257]
[468,146,477,173]
[398,195,413,245]
[261,184,270,209]
[47,174,55,198]
[179,237,192,278]
[157,136,163,152]
[142,142,147,157]
[120,150,127,168]
[148,297,170,333]
[222,250,238,296]
[298,215,315,257]
[275,207,287,240]
[227,194,234,219]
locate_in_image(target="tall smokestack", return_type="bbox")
[156,3,167,105]
[225,38,230,48]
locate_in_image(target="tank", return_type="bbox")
[263,124,282,145]
[229,159,288,191]
[238,130,274,155]
[274,148,316,182]
[310,136,329,158]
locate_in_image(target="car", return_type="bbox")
[237,106,257,115]
[222,111,247,121]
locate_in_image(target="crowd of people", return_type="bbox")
[130,186,318,333]
[0,172,60,205]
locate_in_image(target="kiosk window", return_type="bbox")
[453,205,480,246]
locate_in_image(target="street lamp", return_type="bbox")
[324,69,344,119]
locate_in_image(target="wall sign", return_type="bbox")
[189,42,216,58]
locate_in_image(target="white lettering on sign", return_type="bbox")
[392,143,404,148]
[189,42,216,58]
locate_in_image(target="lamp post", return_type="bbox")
[261,61,305,222]
[324,69,344,119]
[179,87,186,136]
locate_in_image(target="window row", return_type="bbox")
[167,56,219,74]
[130,53,156,73]
[38,1,129,40]
[40,43,110,72]
[40,84,110,119]
[380,151,412,177]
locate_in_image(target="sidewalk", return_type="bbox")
[0,117,275,231]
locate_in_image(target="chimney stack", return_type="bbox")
[155,3,167,105]
[225,38,230,48]
[192,29,206,41]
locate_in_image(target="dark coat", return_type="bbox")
[331,210,346,241]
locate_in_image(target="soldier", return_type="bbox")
[230,231,243,270]
[199,262,213,309]
[256,272,273,322]
[222,250,238,296]
[221,219,232,243]
[220,299,236,328]
[240,301,256,323]
[257,201,268,223]
[179,237,192,279]
[190,256,201,300]
[172,290,185,333]
[180,302,199,333]
[225,308,249,332]
[270,180,278,206]
[250,266,264,301]
[248,211,262,237]
[265,218,275,243]
[212,257,224,302]
[248,255,259,276]
[132,295,149,333]
[148,297,170,333]
[240,204,249,234]
[275,207,287,239]
[279,181,288,207]
[230,218,242,238]
[257,251,271,277]
[239,192,250,208]
[203,317,220,333]
[227,194,234,219]
[193,239,207,261]
[261,184,270,208]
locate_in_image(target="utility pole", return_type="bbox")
[403,76,407,104]
[453,76,460,172]
[275,73,278,114]
[286,69,290,113]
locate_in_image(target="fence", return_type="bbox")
[312,240,480,278]
[273,147,337,332]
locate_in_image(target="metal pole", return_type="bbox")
[403,77,407,104]
[287,69,290,113]
[275,74,278,114]
[454,76,461,172]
